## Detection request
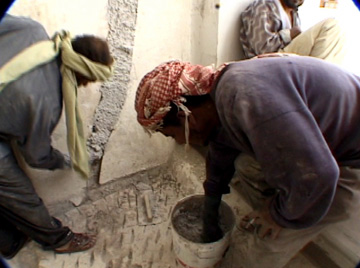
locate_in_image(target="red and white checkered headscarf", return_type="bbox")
[135,60,226,130]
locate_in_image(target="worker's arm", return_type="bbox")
[202,139,240,242]
[204,139,240,197]
[248,108,339,229]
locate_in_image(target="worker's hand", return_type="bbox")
[201,195,224,243]
[202,220,223,243]
[290,26,302,39]
[240,202,282,239]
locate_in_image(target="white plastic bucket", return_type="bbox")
[171,194,235,268]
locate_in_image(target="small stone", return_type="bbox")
[69,196,84,207]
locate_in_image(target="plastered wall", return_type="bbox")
[99,0,194,184]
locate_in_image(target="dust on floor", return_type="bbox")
[7,167,319,268]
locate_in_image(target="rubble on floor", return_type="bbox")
[8,166,319,268]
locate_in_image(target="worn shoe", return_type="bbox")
[54,233,96,254]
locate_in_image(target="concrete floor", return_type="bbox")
[7,161,321,268]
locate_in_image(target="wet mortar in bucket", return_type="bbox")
[171,195,235,268]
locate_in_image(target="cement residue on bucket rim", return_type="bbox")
[170,194,235,268]
[171,195,234,244]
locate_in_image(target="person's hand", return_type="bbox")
[240,202,282,239]
[290,26,302,39]
[202,220,223,243]
[201,195,224,243]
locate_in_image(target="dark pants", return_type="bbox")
[0,141,73,257]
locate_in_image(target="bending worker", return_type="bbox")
[0,15,113,258]
[134,55,360,268]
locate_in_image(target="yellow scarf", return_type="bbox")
[0,31,113,178]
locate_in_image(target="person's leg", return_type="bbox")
[282,18,346,65]
[0,215,29,259]
[231,153,272,210]
[0,141,97,256]
[231,154,360,268]
[0,141,73,251]
[321,166,360,224]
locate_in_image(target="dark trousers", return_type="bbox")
[0,141,73,255]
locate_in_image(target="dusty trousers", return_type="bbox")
[231,153,360,268]
[0,140,73,256]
